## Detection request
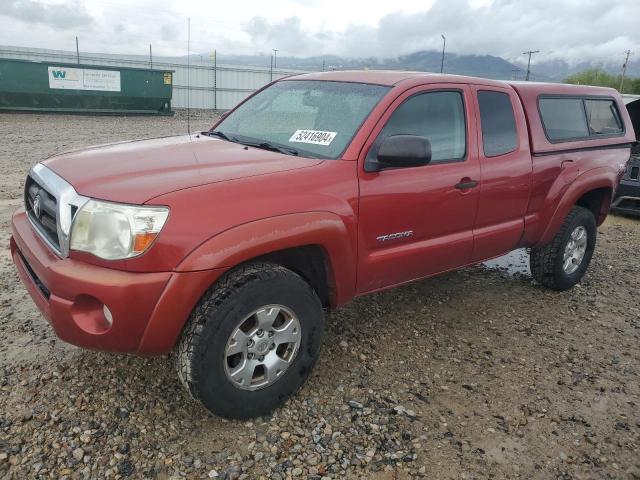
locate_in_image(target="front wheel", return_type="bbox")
[175,263,324,419]
[530,206,597,290]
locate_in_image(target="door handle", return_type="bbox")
[455,179,478,190]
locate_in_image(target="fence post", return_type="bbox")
[214,50,217,111]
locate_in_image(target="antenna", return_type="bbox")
[187,17,191,136]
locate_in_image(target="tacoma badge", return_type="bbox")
[376,230,414,242]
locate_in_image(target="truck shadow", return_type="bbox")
[62,256,536,423]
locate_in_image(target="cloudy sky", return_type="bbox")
[0,0,638,64]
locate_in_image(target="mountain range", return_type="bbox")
[216,50,639,82]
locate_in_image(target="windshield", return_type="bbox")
[213,80,390,159]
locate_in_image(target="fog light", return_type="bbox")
[71,295,113,335]
[103,304,113,327]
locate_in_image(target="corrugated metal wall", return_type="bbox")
[0,46,310,110]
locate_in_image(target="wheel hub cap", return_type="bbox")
[563,226,588,274]
[224,305,301,391]
[254,339,270,355]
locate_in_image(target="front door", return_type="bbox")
[357,84,481,293]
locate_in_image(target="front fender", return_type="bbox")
[535,166,615,247]
[176,211,357,307]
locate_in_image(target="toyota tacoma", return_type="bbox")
[11,71,636,418]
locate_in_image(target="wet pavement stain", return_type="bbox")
[482,248,531,276]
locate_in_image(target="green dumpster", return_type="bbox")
[0,58,173,115]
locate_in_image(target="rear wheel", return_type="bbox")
[530,206,597,290]
[176,263,324,419]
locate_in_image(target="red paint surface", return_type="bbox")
[11,72,636,354]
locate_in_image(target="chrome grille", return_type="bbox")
[24,164,89,258]
[25,176,60,251]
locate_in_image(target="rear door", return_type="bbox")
[469,86,532,261]
[356,84,481,293]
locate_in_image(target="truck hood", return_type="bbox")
[43,135,323,204]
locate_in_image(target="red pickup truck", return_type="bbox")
[11,71,636,418]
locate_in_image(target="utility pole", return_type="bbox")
[273,49,278,70]
[322,57,325,72]
[209,50,217,111]
[511,68,520,80]
[187,17,191,136]
[149,44,153,69]
[620,49,632,93]
[75,36,80,64]
[440,35,446,73]
[523,50,539,81]
[270,53,273,81]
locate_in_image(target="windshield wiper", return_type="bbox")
[241,140,300,156]
[205,132,301,156]
[203,130,235,142]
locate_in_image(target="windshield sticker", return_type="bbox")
[289,130,337,146]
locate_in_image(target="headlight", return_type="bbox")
[70,200,169,260]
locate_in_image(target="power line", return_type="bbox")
[522,50,539,81]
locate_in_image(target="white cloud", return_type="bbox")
[0,0,637,63]
[3,0,93,28]
[239,0,639,63]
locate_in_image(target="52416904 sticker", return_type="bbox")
[289,130,337,146]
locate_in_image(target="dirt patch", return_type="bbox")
[0,112,639,479]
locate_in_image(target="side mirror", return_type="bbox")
[367,135,432,172]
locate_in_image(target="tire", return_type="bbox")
[530,206,597,290]
[175,263,324,419]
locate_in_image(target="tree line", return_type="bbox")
[565,69,640,95]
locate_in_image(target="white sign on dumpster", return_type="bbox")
[48,66,121,92]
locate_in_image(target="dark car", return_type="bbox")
[613,97,640,216]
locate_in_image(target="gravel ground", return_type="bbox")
[0,112,639,480]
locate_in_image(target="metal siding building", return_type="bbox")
[0,45,310,110]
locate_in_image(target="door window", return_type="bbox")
[367,91,467,164]
[477,90,518,157]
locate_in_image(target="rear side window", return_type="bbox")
[538,96,625,142]
[584,99,623,135]
[368,90,466,164]
[538,98,590,141]
[477,91,518,156]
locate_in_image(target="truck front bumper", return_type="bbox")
[11,208,225,354]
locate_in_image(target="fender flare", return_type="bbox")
[176,211,357,307]
[536,167,615,246]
